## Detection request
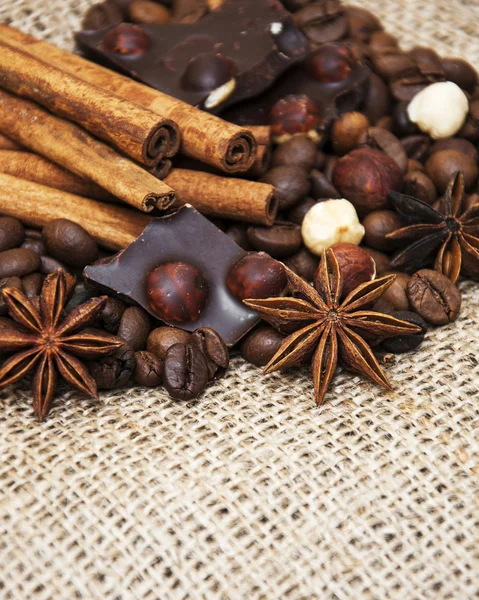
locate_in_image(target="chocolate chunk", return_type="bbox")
[84,205,270,346]
[76,0,310,114]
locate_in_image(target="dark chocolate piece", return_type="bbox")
[76,0,309,114]
[84,205,265,346]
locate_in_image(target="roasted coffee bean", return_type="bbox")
[429,138,478,163]
[225,224,253,250]
[240,325,285,367]
[345,5,382,42]
[191,327,229,380]
[392,101,419,137]
[363,247,391,275]
[403,171,437,205]
[441,57,478,93]
[381,272,410,312]
[147,326,192,360]
[376,116,393,131]
[134,351,164,387]
[369,31,398,53]
[81,0,124,30]
[117,306,151,351]
[88,341,136,390]
[129,0,171,25]
[100,297,127,333]
[362,210,403,252]
[407,269,461,325]
[331,112,369,156]
[284,248,319,281]
[401,135,430,162]
[362,73,391,125]
[459,99,479,143]
[381,311,427,353]
[372,296,395,314]
[0,217,24,253]
[0,247,40,279]
[310,170,341,200]
[21,237,47,255]
[247,222,302,258]
[65,281,96,313]
[163,343,209,401]
[0,276,22,316]
[21,273,44,298]
[271,135,318,172]
[407,159,424,173]
[295,1,348,45]
[323,156,337,182]
[287,197,317,225]
[359,127,408,173]
[39,255,69,275]
[425,150,478,194]
[261,166,311,210]
[0,316,15,330]
[315,151,327,171]
[43,219,99,268]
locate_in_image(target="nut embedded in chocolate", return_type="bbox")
[268,94,320,143]
[101,23,151,55]
[227,253,286,301]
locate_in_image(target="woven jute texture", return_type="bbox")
[0,1,478,599]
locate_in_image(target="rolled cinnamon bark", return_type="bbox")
[0,90,175,213]
[0,39,180,168]
[165,169,278,225]
[0,151,114,202]
[0,26,256,174]
[246,125,272,177]
[0,133,23,151]
[0,173,150,251]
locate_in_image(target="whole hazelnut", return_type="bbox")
[362,210,403,252]
[425,149,478,193]
[305,43,354,82]
[332,148,404,215]
[301,199,365,256]
[407,81,469,139]
[181,53,234,93]
[145,262,207,323]
[268,94,320,144]
[260,166,311,210]
[329,242,376,298]
[331,112,370,156]
[271,136,318,172]
[227,253,286,300]
[101,23,151,55]
[129,0,171,25]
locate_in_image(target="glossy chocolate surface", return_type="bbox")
[76,0,309,114]
[84,205,262,346]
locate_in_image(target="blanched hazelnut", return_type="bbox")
[407,81,469,139]
[301,199,365,256]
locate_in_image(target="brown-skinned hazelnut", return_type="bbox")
[331,112,370,156]
[329,242,376,298]
[305,43,354,83]
[101,23,151,55]
[362,210,403,252]
[268,94,320,143]
[129,0,171,25]
[332,148,404,215]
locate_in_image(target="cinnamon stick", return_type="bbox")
[0,25,257,174]
[0,151,114,202]
[0,39,180,168]
[0,133,23,151]
[0,173,150,251]
[245,126,272,177]
[165,169,278,225]
[0,89,175,213]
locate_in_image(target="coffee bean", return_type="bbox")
[191,327,229,380]
[429,138,478,163]
[65,281,96,313]
[363,247,391,275]
[117,306,151,351]
[271,135,318,172]
[39,255,69,275]
[284,248,319,281]
[261,166,311,210]
[247,222,302,258]
[331,111,370,156]
[362,73,391,125]
[403,171,437,205]
[381,272,411,312]
[362,210,403,251]
[425,150,478,194]
[381,310,427,353]
[287,197,317,225]
[0,248,41,278]
[407,269,461,325]
[88,341,136,390]
[0,276,22,315]
[43,219,99,268]
[392,101,419,136]
[0,217,24,252]
[21,273,44,298]
[241,325,285,367]
[310,169,341,200]
[401,135,430,162]
[100,297,127,333]
[163,343,209,401]
[441,57,478,93]
[359,126,408,173]
[225,224,253,250]
[134,351,164,387]
[21,237,47,255]
[0,316,15,330]
[369,31,398,53]
[460,99,479,143]
[147,326,192,359]
[346,5,382,42]
[129,0,171,25]
[295,1,348,45]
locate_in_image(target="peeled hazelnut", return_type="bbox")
[101,23,151,55]
[332,148,404,216]
[269,94,320,144]
[407,81,469,139]
[331,112,370,156]
[329,242,376,298]
[302,199,365,256]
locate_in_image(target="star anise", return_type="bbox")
[244,249,420,405]
[387,171,479,282]
[0,270,122,420]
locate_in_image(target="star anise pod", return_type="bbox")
[0,270,122,420]
[244,249,420,405]
[387,171,479,282]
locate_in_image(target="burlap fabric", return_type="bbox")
[0,1,478,598]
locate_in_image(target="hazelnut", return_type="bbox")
[329,242,376,298]
[362,210,403,252]
[305,43,354,83]
[331,112,370,156]
[101,23,151,55]
[268,94,320,144]
[425,149,478,193]
[227,253,286,300]
[332,148,404,215]
[129,0,171,25]
[181,53,235,92]
[407,81,469,139]
[301,199,365,256]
